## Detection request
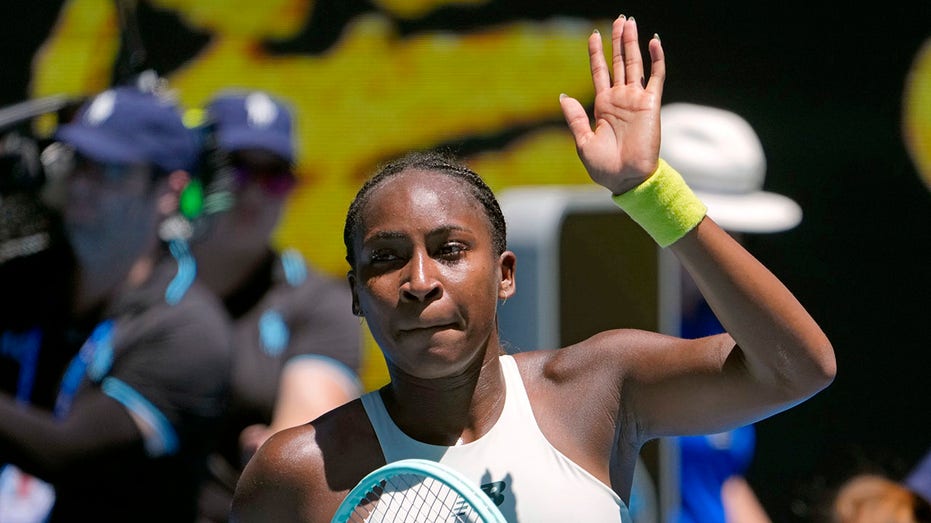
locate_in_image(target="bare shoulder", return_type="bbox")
[231,419,324,522]
[232,398,384,523]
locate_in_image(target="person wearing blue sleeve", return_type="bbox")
[0,83,233,522]
[192,90,362,523]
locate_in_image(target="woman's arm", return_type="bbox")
[559,15,834,440]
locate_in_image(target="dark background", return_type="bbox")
[2,1,929,521]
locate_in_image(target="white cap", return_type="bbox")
[660,103,802,233]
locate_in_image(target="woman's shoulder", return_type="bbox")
[243,418,327,485]
[233,398,383,520]
[232,421,323,520]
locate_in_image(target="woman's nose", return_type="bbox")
[400,251,441,303]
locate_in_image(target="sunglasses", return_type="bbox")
[230,159,296,197]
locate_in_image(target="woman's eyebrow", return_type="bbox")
[426,225,469,238]
[365,225,470,243]
[364,230,407,243]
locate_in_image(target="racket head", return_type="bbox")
[331,458,507,523]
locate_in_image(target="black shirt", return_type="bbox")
[199,249,361,522]
[0,256,233,522]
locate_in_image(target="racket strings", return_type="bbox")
[346,472,483,522]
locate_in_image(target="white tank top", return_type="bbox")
[361,354,631,522]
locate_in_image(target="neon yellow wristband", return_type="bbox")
[611,159,707,247]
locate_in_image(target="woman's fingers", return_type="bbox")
[589,29,611,93]
[622,17,644,87]
[606,16,654,90]
[559,93,593,147]
[646,35,666,98]
[611,15,626,85]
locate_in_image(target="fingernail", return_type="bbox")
[559,93,567,101]
[617,14,626,21]
[629,16,636,23]
[653,33,661,42]
[593,28,600,35]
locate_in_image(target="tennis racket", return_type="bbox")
[331,458,507,523]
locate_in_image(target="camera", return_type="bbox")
[0,97,79,333]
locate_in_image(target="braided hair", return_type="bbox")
[343,149,506,269]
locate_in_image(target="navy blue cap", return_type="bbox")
[55,87,197,174]
[206,91,294,162]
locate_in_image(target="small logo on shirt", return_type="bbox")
[480,481,507,506]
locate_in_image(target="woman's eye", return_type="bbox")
[369,250,399,263]
[437,242,467,259]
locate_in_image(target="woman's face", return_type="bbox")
[349,169,514,379]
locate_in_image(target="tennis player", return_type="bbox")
[231,15,835,522]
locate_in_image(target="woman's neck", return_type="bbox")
[381,347,507,445]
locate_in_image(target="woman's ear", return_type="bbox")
[498,251,516,300]
[347,270,362,316]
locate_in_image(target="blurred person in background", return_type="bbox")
[192,90,362,523]
[0,84,233,522]
[831,473,931,523]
